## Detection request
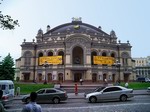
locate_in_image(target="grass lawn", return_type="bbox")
[120,82,150,90]
[14,82,54,95]
[14,82,150,95]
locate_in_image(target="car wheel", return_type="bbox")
[89,96,97,103]
[53,97,60,104]
[120,95,127,102]
[26,98,30,104]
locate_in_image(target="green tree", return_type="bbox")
[0,0,19,30]
[0,53,15,80]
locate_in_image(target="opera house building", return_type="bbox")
[15,18,136,84]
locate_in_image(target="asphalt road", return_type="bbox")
[6,95,150,112]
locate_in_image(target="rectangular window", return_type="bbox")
[109,75,112,80]
[99,75,102,80]
[2,85,6,90]
[125,58,128,65]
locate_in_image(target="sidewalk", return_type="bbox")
[14,89,150,100]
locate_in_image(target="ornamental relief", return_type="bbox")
[86,49,91,54]
[66,48,70,54]
[70,38,86,44]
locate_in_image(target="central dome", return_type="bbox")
[45,19,109,36]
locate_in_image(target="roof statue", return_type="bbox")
[72,17,82,21]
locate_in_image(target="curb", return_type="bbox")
[133,93,150,96]
[13,93,150,100]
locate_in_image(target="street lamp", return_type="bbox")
[116,40,121,83]
[114,60,121,83]
[43,61,49,84]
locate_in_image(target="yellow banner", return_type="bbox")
[39,56,62,65]
[93,56,115,65]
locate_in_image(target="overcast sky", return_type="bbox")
[0,0,150,60]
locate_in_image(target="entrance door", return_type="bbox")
[92,74,97,82]
[38,73,42,82]
[58,73,63,83]
[74,73,82,82]
[124,74,129,82]
[112,74,115,83]
[103,74,107,81]
[47,73,52,82]
[24,73,30,81]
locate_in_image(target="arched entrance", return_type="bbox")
[103,74,107,81]
[124,74,129,82]
[23,73,30,81]
[92,73,97,82]
[74,73,82,82]
[58,73,63,83]
[38,73,42,82]
[112,74,116,83]
[47,73,52,82]
[72,46,83,65]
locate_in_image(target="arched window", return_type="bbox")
[91,51,97,65]
[58,51,64,65]
[38,52,43,65]
[47,51,53,56]
[102,52,107,56]
[38,52,43,57]
[111,53,115,57]
[72,46,83,65]
[102,52,107,66]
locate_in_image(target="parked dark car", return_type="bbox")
[22,88,68,104]
[136,77,150,82]
[85,86,134,103]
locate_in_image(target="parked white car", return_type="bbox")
[0,80,14,105]
[85,86,134,103]
[145,78,150,83]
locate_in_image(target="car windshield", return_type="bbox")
[56,88,65,92]
[37,89,45,94]
[94,87,106,92]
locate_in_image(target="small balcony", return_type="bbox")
[67,64,90,71]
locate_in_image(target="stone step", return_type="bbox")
[60,84,113,88]
[63,88,94,93]
[60,83,113,93]
[61,85,100,88]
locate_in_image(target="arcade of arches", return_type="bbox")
[21,44,132,84]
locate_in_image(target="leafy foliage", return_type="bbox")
[0,0,19,30]
[0,53,15,80]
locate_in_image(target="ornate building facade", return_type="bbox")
[133,56,150,78]
[16,18,135,83]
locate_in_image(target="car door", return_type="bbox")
[36,89,46,103]
[44,89,57,102]
[100,87,113,100]
[101,87,122,100]
[112,87,122,99]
